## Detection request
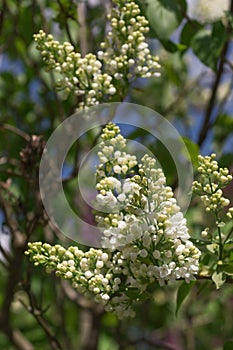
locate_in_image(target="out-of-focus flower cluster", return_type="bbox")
[193,154,232,215]
[34,0,160,110]
[189,0,230,24]
[27,123,201,319]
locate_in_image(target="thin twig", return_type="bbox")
[0,189,26,322]
[0,124,30,141]
[0,188,34,350]
[0,156,21,167]
[127,335,178,350]
[57,0,76,46]
[197,0,233,146]
[0,0,7,34]
[21,282,64,350]
[0,1,19,54]
[55,283,72,350]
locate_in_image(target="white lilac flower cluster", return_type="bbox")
[189,0,230,24]
[34,30,116,109]
[34,0,160,109]
[192,154,232,215]
[95,123,200,284]
[26,122,201,319]
[98,0,161,81]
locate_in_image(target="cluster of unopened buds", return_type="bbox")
[34,31,116,109]
[27,123,201,319]
[193,154,232,214]
[98,0,161,81]
[34,0,160,110]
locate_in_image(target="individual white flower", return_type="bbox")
[96,191,118,210]
[165,212,190,240]
[85,271,93,279]
[159,264,171,278]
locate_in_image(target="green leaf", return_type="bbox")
[15,38,27,59]
[212,271,226,289]
[18,4,34,45]
[146,0,186,39]
[191,21,227,71]
[223,341,233,350]
[218,153,233,169]
[125,288,140,299]
[217,263,233,276]
[215,114,233,129]
[180,20,202,47]
[160,39,187,53]
[181,137,199,167]
[176,280,194,315]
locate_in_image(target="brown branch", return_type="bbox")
[11,330,35,350]
[0,0,7,34]
[0,190,27,322]
[61,280,104,311]
[57,0,76,47]
[21,282,64,350]
[0,188,34,350]
[0,2,20,54]
[34,0,49,33]
[0,124,30,141]
[0,169,22,178]
[0,156,21,167]
[101,0,111,16]
[0,325,35,350]
[61,281,104,350]
[77,1,88,56]
[197,0,233,146]
[0,242,11,264]
[55,283,72,350]
[80,308,103,350]
[126,335,178,350]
